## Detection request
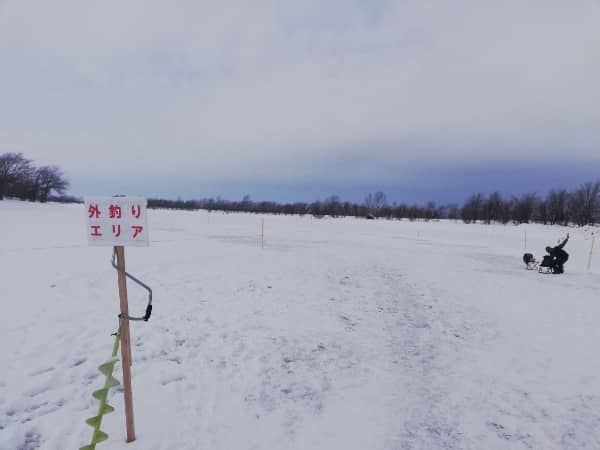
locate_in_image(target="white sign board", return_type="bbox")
[84,196,150,247]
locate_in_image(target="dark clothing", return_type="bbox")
[540,255,553,268]
[552,253,568,273]
[546,236,569,273]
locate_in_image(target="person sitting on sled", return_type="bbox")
[545,233,569,274]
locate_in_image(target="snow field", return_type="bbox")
[1,200,600,449]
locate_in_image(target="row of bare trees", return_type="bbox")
[0,153,69,202]
[148,183,600,227]
[461,182,600,226]
[148,192,448,221]
[148,194,445,221]
[3,151,596,226]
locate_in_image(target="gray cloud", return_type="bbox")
[1,0,599,195]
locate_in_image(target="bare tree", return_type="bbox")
[364,192,375,213]
[373,191,387,210]
[0,153,33,200]
[512,193,537,224]
[569,181,600,226]
[461,193,484,223]
[35,166,69,203]
[547,189,570,225]
[323,195,343,217]
[482,191,503,224]
[537,199,549,225]
[447,204,460,220]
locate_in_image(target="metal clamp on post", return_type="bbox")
[111,248,153,322]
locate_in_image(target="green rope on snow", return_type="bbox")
[80,332,121,450]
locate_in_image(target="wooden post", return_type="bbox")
[115,245,136,443]
[588,236,596,272]
[261,218,264,249]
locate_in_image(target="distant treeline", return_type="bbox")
[149,182,600,226]
[2,152,598,226]
[0,153,70,202]
[460,183,600,226]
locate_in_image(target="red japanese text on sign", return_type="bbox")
[109,205,122,219]
[131,205,141,219]
[88,204,101,218]
[132,225,143,239]
[84,197,149,247]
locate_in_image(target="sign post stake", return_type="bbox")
[115,245,136,442]
[85,196,149,445]
[588,236,596,273]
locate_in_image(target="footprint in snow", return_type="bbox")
[161,375,185,386]
[70,358,86,367]
[16,430,41,450]
[28,367,54,377]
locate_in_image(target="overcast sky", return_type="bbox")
[1,0,599,203]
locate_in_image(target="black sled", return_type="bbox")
[522,253,553,273]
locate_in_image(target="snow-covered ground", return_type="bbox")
[1,200,600,450]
